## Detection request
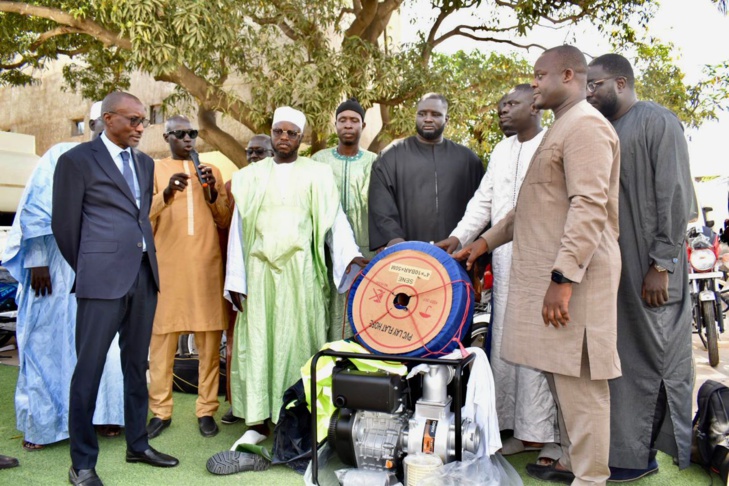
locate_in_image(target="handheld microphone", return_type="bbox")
[190,150,212,202]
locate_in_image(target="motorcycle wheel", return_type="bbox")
[470,322,488,350]
[703,301,720,367]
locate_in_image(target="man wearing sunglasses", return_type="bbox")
[52,91,179,485]
[587,54,694,482]
[225,106,367,438]
[245,135,273,163]
[146,115,232,440]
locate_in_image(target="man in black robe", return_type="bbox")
[587,53,694,482]
[368,93,484,251]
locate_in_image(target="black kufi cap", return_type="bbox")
[335,98,365,121]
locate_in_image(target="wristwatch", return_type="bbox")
[652,262,668,273]
[551,271,573,285]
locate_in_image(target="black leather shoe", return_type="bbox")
[221,407,240,425]
[526,462,575,484]
[198,416,219,437]
[68,467,103,486]
[125,447,179,468]
[0,454,19,470]
[146,417,171,439]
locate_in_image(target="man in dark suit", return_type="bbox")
[52,92,179,486]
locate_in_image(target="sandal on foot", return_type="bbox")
[22,440,43,452]
[537,443,562,466]
[500,436,540,455]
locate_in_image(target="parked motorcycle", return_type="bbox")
[470,263,492,349]
[687,225,725,367]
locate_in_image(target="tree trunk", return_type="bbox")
[367,104,394,153]
[197,106,249,168]
[309,129,328,155]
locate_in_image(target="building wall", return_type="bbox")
[0,61,256,161]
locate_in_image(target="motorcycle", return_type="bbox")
[470,263,492,349]
[687,225,725,367]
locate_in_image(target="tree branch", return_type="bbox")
[345,0,378,38]
[0,56,29,69]
[433,25,547,51]
[29,25,82,50]
[250,15,300,41]
[197,105,249,168]
[337,7,355,26]
[155,65,266,135]
[57,47,89,57]
[0,0,131,49]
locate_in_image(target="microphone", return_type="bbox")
[189,150,212,202]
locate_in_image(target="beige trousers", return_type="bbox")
[545,339,611,486]
[148,330,223,419]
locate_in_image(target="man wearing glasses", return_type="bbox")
[224,106,367,437]
[219,133,273,426]
[3,102,125,454]
[245,135,273,163]
[53,92,179,486]
[146,115,231,440]
[587,54,694,481]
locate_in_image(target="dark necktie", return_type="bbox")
[120,150,136,196]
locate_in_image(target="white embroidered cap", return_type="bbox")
[272,106,306,132]
[89,101,103,121]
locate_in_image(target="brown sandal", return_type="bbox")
[22,440,44,451]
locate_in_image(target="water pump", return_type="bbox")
[327,363,481,476]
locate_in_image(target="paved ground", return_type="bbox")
[692,326,729,413]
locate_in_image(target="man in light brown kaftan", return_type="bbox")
[457,45,622,486]
[147,115,232,439]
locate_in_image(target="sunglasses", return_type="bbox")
[271,128,300,138]
[107,111,150,128]
[246,147,270,156]
[166,129,199,139]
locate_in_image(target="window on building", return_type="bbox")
[71,119,85,136]
[150,105,164,125]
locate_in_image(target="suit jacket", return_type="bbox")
[52,136,160,299]
[482,100,622,380]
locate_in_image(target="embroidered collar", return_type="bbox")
[332,148,363,162]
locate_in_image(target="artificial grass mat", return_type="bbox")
[0,363,718,485]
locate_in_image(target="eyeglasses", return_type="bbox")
[107,111,150,128]
[271,128,300,138]
[586,77,619,93]
[246,147,270,156]
[166,129,199,139]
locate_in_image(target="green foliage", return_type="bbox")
[632,41,729,127]
[0,0,726,166]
